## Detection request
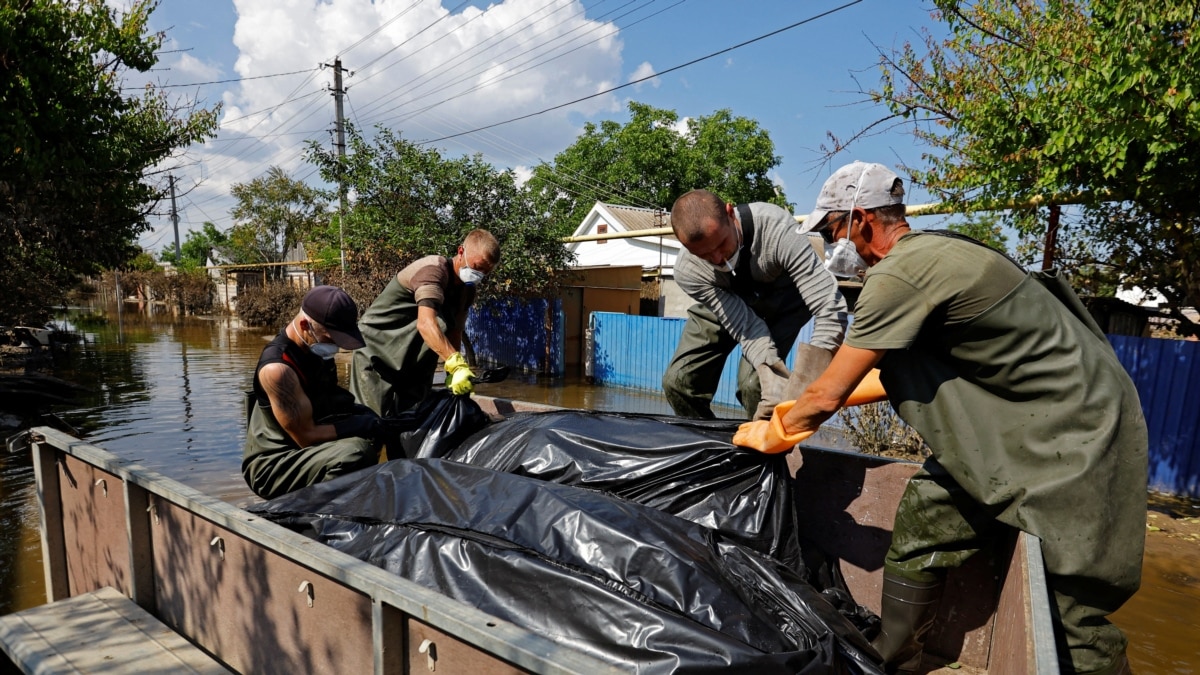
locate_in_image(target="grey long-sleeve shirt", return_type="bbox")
[674,202,848,367]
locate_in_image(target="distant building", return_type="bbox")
[566,203,678,273]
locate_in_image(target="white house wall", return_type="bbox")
[571,236,678,270]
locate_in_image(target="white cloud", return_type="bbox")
[173,53,222,82]
[511,165,534,185]
[629,61,659,90]
[151,0,630,242]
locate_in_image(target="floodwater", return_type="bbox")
[0,304,1196,673]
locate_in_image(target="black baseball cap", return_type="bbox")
[301,285,365,349]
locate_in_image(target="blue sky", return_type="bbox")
[133,0,950,253]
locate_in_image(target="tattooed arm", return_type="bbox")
[258,362,338,447]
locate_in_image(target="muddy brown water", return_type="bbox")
[0,305,1196,672]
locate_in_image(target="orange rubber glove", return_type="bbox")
[733,401,814,454]
[845,369,887,406]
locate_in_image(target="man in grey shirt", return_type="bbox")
[663,189,847,420]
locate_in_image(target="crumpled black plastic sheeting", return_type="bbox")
[445,410,804,570]
[249,459,884,675]
[378,389,491,459]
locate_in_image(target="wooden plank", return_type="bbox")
[0,586,231,674]
[58,456,131,597]
[407,620,531,675]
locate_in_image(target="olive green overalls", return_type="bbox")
[350,274,469,417]
[880,273,1148,674]
[243,332,376,500]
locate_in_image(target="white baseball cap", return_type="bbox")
[797,161,905,234]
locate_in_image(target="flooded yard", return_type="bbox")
[0,305,1196,672]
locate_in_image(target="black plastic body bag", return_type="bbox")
[250,458,883,674]
[251,396,885,673]
[447,410,802,568]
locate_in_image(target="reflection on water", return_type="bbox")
[0,304,1195,673]
[0,451,42,616]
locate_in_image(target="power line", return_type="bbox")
[123,68,318,90]
[356,0,643,125]
[338,0,424,57]
[378,0,680,129]
[418,0,863,145]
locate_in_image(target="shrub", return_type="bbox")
[838,402,930,460]
[236,283,306,329]
[156,270,216,315]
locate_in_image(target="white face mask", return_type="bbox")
[822,166,871,279]
[824,236,868,279]
[711,222,742,275]
[459,266,485,285]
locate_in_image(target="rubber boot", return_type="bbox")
[871,573,944,674]
[1086,651,1133,675]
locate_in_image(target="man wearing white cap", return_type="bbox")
[737,161,1147,675]
[243,285,383,499]
[663,189,848,421]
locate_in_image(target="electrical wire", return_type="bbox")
[418,0,863,145]
[122,68,318,90]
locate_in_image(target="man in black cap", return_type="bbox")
[243,285,383,500]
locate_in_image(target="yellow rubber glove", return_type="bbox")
[448,367,475,396]
[444,352,469,374]
[845,369,887,406]
[733,401,814,454]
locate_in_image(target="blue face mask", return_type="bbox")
[298,320,339,359]
[309,341,340,360]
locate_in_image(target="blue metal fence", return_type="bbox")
[1109,335,1200,497]
[590,312,815,410]
[588,312,1200,497]
[467,298,564,375]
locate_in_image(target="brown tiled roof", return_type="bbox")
[600,203,673,237]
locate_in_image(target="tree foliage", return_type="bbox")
[228,167,327,277]
[526,102,788,234]
[160,222,228,270]
[946,212,1009,252]
[0,0,219,325]
[306,126,574,306]
[863,0,1200,333]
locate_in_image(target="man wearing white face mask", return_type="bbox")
[741,160,1147,675]
[663,189,848,420]
[350,229,501,417]
[243,285,383,500]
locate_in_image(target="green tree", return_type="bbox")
[160,222,228,270]
[306,126,573,305]
[946,212,1009,252]
[228,167,327,277]
[526,102,787,234]
[860,0,1200,334]
[0,0,219,325]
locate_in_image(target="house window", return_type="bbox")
[597,223,608,244]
